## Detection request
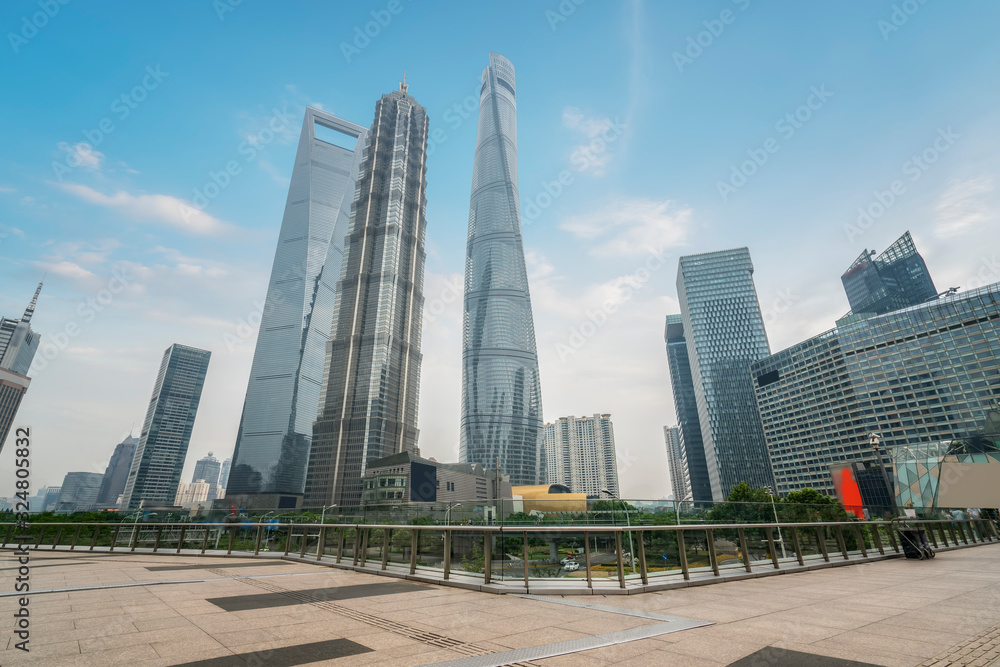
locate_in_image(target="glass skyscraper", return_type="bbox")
[229,108,368,508]
[122,344,211,509]
[664,425,691,503]
[192,452,222,486]
[840,231,936,320]
[460,53,545,486]
[305,80,428,508]
[0,282,42,376]
[677,248,775,501]
[664,314,712,501]
[96,435,138,507]
[753,282,1000,497]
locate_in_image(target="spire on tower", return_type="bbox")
[22,282,42,323]
[400,67,408,94]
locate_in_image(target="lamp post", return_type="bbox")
[674,493,692,527]
[869,432,897,518]
[763,486,787,559]
[445,503,462,525]
[320,504,337,524]
[601,489,635,575]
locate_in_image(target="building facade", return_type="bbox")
[752,282,1000,497]
[122,344,211,510]
[0,368,30,455]
[361,452,511,505]
[96,435,138,507]
[840,231,936,320]
[192,452,222,487]
[175,480,212,506]
[460,53,545,486]
[663,425,691,502]
[0,282,42,376]
[219,457,231,490]
[664,314,713,501]
[305,80,429,509]
[54,472,104,513]
[229,108,368,508]
[544,414,619,497]
[677,248,775,501]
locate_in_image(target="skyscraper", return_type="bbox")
[0,282,42,376]
[54,472,104,513]
[192,452,222,486]
[544,414,619,497]
[219,457,231,490]
[305,78,429,508]
[0,369,30,455]
[663,425,691,502]
[96,435,138,507]
[121,344,211,509]
[840,231,936,320]
[229,108,368,509]
[664,314,712,501]
[677,248,775,501]
[460,53,545,486]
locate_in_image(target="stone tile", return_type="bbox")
[149,636,231,661]
[495,626,591,649]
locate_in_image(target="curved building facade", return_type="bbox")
[460,53,545,486]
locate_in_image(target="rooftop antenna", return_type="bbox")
[22,281,43,323]
[400,67,408,94]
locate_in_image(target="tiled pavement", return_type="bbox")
[1,543,998,666]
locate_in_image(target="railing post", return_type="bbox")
[522,531,531,589]
[926,524,938,548]
[886,523,899,553]
[443,530,452,580]
[283,525,293,556]
[353,528,361,566]
[300,526,310,559]
[176,526,187,554]
[109,524,120,552]
[227,525,236,555]
[637,529,649,584]
[89,525,101,551]
[317,527,327,561]
[201,527,211,554]
[948,522,959,546]
[817,526,830,562]
[411,529,419,575]
[938,523,949,547]
[738,528,752,572]
[34,526,46,549]
[615,531,626,588]
[870,524,884,555]
[790,527,805,565]
[483,532,491,584]
[2,524,12,547]
[51,526,64,549]
[337,527,345,564]
[677,528,689,581]
[152,525,163,552]
[70,526,82,550]
[254,525,263,556]
[835,525,849,560]
[706,528,719,576]
[584,531,593,588]
[853,525,868,558]
[381,529,389,569]
[965,521,976,544]
[765,528,780,569]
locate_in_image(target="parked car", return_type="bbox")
[559,556,577,566]
[562,561,580,572]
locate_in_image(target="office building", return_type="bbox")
[305,78,429,509]
[677,248,775,501]
[192,452,222,487]
[664,315,712,501]
[54,472,103,513]
[752,282,1000,497]
[361,452,511,505]
[219,457,231,490]
[664,425,691,502]
[0,368,30,455]
[544,414,619,497]
[41,486,61,512]
[121,344,211,510]
[229,107,368,508]
[460,53,545,486]
[0,282,42,376]
[96,435,138,507]
[840,231,936,322]
[175,479,212,506]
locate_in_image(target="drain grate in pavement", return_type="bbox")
[728,648,881,666]
[170,638,373,666]
[918,623,1000,666]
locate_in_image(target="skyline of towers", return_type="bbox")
[664,314,712,502]
[544,414,619,498]
[677,248,775,501]
[460,52,546,486]
[122,343,211,509]
[228,107,369,507]
[305,79,430,508]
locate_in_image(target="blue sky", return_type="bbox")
[2,1,999,498]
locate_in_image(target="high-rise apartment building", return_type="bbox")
[677,248,775,501]
[544,414,619,498]
[460,53,545,486]
[96,435,138,507]
[122,344,211,509]
[229,108,368,509]
[0,282,42,376]
[54,472,104,513]
[664,315,712,501]
[305,79,429,508]
[753,282,1000,496]
[219,457,231,490]
[663,425,691,502]
[840,231,936,321]
[192,452,222,486]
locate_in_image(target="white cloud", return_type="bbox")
[934,175,995,238]
[57,142,105,171]
[562,107,624,176]
[57,182,237,236]
[559,198,692,257]
[35,260,98,282]
[0,185,15,193]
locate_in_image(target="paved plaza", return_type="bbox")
[1,543,998,666]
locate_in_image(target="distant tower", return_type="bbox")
[305,77,429,508]
[664,315,712,501]
[192,452,222,486]
[460,53,545,486]
[219,457,232,489]
[544,414,619,497]
[96,435,139,507]
[663,426,691,502]
[121,344,211,509]
[677,248,774,500]
[0,282,42,375]
[228,108,368,508]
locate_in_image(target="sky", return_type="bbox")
[1,1,999,500]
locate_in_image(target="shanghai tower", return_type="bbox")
[460,53,545,485]
[305,78,429,508]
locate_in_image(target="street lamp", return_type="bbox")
[320,504,337,524]
[444,503,462,525]
[601,489,636,575]
[674,493,692,526]
[763,486,787,559]
[869,432,897,518]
